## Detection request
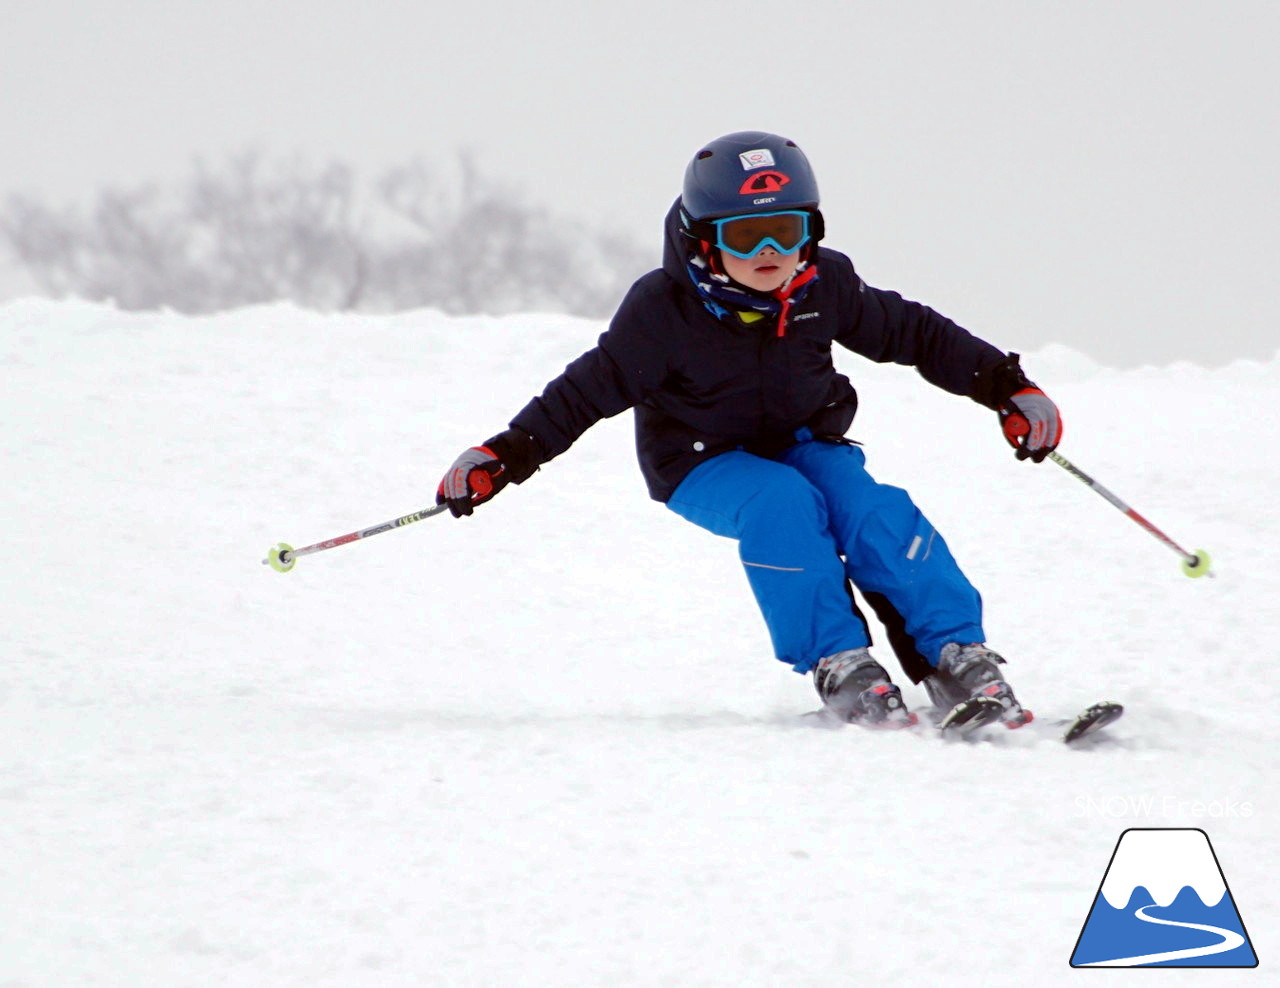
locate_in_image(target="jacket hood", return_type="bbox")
[661,197,697,290]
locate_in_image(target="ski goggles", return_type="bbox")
[712,210,811,259]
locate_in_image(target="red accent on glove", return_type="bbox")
[468,466,495,498]
[1001,409,1031,447]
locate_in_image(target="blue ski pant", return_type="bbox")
[666,440,985,673]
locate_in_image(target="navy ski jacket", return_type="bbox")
[508,200,1009,502]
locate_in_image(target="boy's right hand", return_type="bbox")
[436,446,510,517]
[436,428,543,517]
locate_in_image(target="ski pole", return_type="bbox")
[1047,450,1213,578]
[262,502,449,573]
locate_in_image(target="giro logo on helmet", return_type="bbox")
[738,171,791,195]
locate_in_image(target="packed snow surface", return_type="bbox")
[2,299,1274,985]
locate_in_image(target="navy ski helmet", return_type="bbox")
[680,131,825,247]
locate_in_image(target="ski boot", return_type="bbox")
[926,643,1034,733]
[814,648,918,729]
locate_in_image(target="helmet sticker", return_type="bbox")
[738,171,791,195]
[738,149,776,170]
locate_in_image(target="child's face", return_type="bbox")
[719,245,803,293]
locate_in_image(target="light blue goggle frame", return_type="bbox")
[712,209,811,259]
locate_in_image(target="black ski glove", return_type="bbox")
[436,428,542,517]
[971,352,1063,463]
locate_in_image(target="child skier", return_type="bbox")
[437,131,1062,732]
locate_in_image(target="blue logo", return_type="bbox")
[1071,828,1258,967]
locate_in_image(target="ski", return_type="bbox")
[937,695,1004,736]
[1061,700,1124,744]
[807,698,1124,745]
[938,698,1124,744]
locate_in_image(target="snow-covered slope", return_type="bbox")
[2,299,1274,985]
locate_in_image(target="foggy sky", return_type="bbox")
[2,0,1276,367]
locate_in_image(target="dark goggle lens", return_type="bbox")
[715,211,809,257]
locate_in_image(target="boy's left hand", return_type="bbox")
[998,388,1062,462]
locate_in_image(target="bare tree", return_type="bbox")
[185,152,367,310]
[0,151,649,318]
